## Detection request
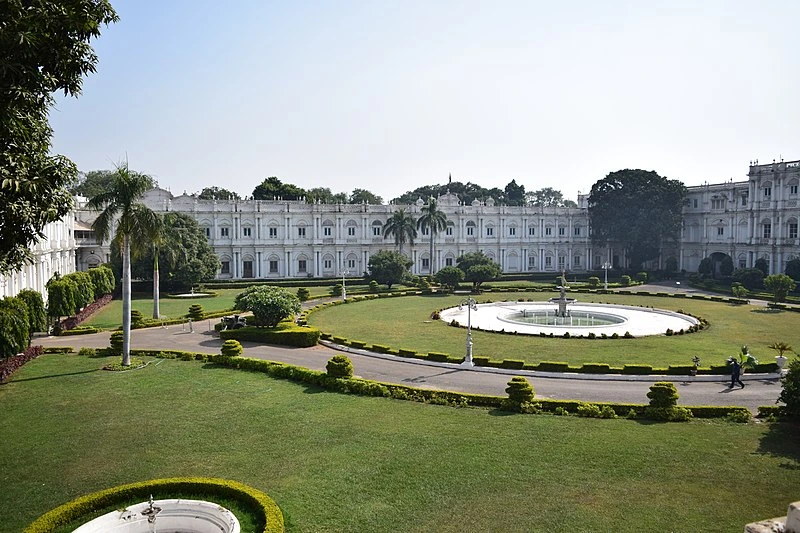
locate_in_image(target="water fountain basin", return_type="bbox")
[72,498,240,533]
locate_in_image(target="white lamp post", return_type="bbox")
[602,262,611,290]
[459,297,478,367]
[341,269,349,301]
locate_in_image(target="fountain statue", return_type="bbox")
[549,271,577,320]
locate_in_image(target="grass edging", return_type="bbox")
[24,477,283,533]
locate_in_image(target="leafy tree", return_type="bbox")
[383,209,417,255]
[46,278,76,322]
[197,186,239,200]
[392,180,506,206]
[525,187,574,207]
[588,170,686,271]
[786,258,800,281]
[88,265,115,299]
[0,297,29,357]
[349,189,383,205]
[417,197,448,274]
[720,255,734,277]
[456,251,502,290]
[234,286,301,327]
[733,268,764,291]
[72,170,157,199]
[504,180,526,206]
[87,163,160,366]
[306,187,346,204]
[0,2,117,274]
[65,271,95,312]
[754,257,769,277]
[778,357,800,419]
[434,266,464,291]
[698,257,712,277]
[731,284,749,299]
[368,250,411,289]
[252,177,305,200]
[764,274,797,303]
[17,289,47,338]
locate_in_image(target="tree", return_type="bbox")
[87,163,160,366]
[417,197,448,274]
[525,187,572,207]
[698,257,712,277]
[87,265,115,299]
[778,357,800,419]
[252,177,305,200]
[234,286,301,327]
[434,266,464,291]
[588,170,687,271]
[349,189,383,205]
[0,297,29,357]
[755,257,769,277]
[197,187,239,200]
[46,277,76,324]
[763,274,797,303]
[733,268,764,291]
[456,251,502,290]
[786,258,800,281]
[0,2,118,274]
[17,289,47,340]
[65,271,95,312]
[504,180,526,206]
[368,250,411,289]
[72,170,157,199]
[720,255,734,277]
[306,187,346,204]
[383,209,417,255]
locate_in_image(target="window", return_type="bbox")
[242,227,252,237]
[204,227,210,237]
[764,187,772,198]
[741,194,748,206]
[422,227,429,236]
[297,227,306,238]
[527,256,536,269]
[545,227,552,236]
[445,257,453,267]
[348,259,356,269]
[466,222,475,236]
[558,227,565,237]
[220,261,230,274]
[422,258,430,269]
[739,258,746,269]
[372,223,381,236]
[486,226,493,237]
[573,255,581,266]
[763,223,772,239]
[791,185,798,195]
[220,227,229,237]
[528,226,535,236]
[558,256,565,269]
[717,227,724,236]
[711,199,725,210]
[446,225,453,236]
[509,227,516,236]
[269,260,278,273]
[693,199,698,208]
[323,259,332,269]
[790,223,798,239]
[323,226,332,236]
[545,256,552,268]
[298,260,307,273]
[347,226,356,236]
[269,227,277,238]
[574,227,581,236]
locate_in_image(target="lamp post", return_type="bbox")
[341,269,349,301]
[602,262,611,290]
[458,297,478,367]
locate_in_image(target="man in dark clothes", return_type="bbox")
[729,358,745,389]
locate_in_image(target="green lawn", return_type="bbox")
[0,354,797,532]
[307,292,800,367]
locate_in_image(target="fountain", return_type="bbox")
[72,496,240,533]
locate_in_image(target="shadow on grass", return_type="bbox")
[757,420,800,471]
[4,368,100,384]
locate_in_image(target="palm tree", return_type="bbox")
[417,196,448,275]
[383,209,417,255]
[87,163,159,366]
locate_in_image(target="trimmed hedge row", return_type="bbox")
[59,326,100,336]
[219,324,320,347]
[24,477,283,533]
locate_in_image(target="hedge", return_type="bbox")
[500,359,525,370]
[621,364,653,375]
[580,363,611,374]
[59,327,100,336]
[219,325,320,347]
[24,477,283,533]
[536,361,570,372]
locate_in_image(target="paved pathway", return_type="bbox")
[35,316,783,413]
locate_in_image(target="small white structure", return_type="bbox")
[72,498,240,533]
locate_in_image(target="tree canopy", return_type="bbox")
[588,169,686,270]
[72,170,157,199]
[252,177,306,200]
[0,1,117,274]
[306,187,347,204]
[383,209,417,254]
[197,186,239,200]
[764,274,797,303]
[456,251,502,289]
[368,250,412,289]
[234,285,300,327]
[350,188,383,205]
[786,258,800,281]
[525,187,577,208]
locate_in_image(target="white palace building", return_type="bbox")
[1,158,798,298]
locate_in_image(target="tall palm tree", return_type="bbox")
[417,196,448,275]
[383,209,417,255]
[87,163,159,366]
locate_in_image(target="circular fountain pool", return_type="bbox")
[439,301,698,337]
[72,498,240,533]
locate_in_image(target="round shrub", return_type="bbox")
[505,376,535,404]
[646,381,679,408]
[326,354,354,378]
[220,339,243,357]
[109,331,123,355]
[130,309,144,328]
[296,287,310,302]
[188,304,204,321]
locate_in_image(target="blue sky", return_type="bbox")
[50,0,800,202]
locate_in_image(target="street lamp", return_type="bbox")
[341,269,349,301]
[602,262,611,290]
[458,297,478,367]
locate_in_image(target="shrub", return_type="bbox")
[0,297,29,357]
[235,286,301,327]
[600,405,618,419]
[130,309,145,328]
[554,406,569,416]
[636,271,648,283]
[220,325,320,348]
[326,354,354,378]
[723,410,752,423]
[503,376,535,411]
[576,403,602,418]
[329,284,343,297]
[188,304,204,320]
[220,339,243,357]
[536,361,570,372]
[580,363,610,374]
[621,364,653,375]
[368,280,379,293]
[620,274,632,286]
[500,359,525,369]
[587,276,600,288]
[348,340,367,349]
[398,349,417,358]
[296,287,311,302]
[109,331,123,355]
[647,381,679,408]
[645,406,693,422]
[77,347,96,357]
[427,352,450,362]
[778,357,800,419]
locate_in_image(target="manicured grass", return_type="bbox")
[307,292,800,367]
[1,354,798,532]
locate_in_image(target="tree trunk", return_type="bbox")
[122,235,132,366]
[152,249,160,319]
[429,232,435,275]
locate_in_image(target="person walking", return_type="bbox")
[729,358,745,389]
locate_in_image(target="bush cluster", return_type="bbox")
[326,355,354,378]
[220,339,243,357]
[220,324,320,348]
